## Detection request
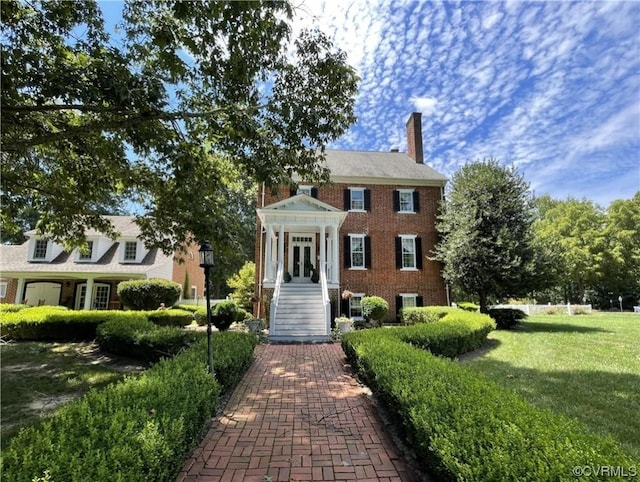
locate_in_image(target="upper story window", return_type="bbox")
[395,235,423,270]
[78,241,93,261]
[33,239,48,259]
[344,234,371,269]
[394,189,419,213]
[124,241,137,261]
[344,188,370,212]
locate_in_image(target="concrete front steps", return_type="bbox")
[270,283,330,342]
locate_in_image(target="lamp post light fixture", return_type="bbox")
[199,240,215,375]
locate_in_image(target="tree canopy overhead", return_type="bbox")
[1,0,359,252]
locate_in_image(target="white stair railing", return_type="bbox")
[320,261,331,337]
[269,261,283,336]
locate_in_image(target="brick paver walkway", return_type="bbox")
[176,344,419,482]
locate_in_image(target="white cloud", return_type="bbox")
[410,96,438,115]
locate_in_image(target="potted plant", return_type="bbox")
[283,271,292,283]
[335,316,352,334]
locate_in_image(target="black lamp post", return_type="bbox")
[199,240,214,375]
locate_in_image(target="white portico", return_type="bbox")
[257,194,347,288]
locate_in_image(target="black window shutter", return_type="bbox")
[311,187,318,198]
[416,237,423,269]
[364,236,372,269]
[416,296,424,307]
[395,295,403,320]
[364,189,371,212]
[413,191,420,212]
[344,236,350,268]
[290,187,296,197]
[341,298,350,317]
[393,190,400,212]
[343,189,350,210]
[395,237,402,269]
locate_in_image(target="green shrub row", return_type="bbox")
[0,308,146,341]
[96,317,202,363]
[146,309,194,327]
[342,331,635,481]
[1,331,257,482]
[0,303,32,312]
[400,305,464,325]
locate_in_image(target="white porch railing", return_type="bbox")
[320,261,331,336]
[269,261,284,336]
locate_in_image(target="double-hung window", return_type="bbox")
[79,241,93,261]
[344,188,370,212]
[349,294,364,319]
[394,189,419,213]
[124,241,137,261]
[345,234,371,269]
[350,235,365,269]
[395,235,423,270]
[0,281,7,299]
[33,239,48,259]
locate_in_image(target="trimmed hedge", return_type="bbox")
[96,317,202,363]
[342,324,635,481]
[0,303,31,313]
[361,296,389,323]
[456,301,479,312]
[1,332,256,482]
[400,305,461,325]
[117,278,181,311]
[394,311,495,357]
[147,309,194,327]
[0,308,145,341]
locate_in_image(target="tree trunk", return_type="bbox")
[479,291,489,314]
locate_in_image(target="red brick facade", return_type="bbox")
[254,182,448,322]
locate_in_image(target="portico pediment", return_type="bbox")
[261,194,342,213]
[257,194,346,227]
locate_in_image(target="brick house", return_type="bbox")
[255,113,449,341]
[0,216,204,309]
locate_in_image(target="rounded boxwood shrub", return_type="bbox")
[212,300,238,331]
[361,296,389,325]
[117,278,181,311]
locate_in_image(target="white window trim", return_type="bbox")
[0,281,8,298]
[349,293,365,320]
[400,234,418,270]
[398,189,415,213]
[349,233,366,270]
[75,240,95,263]
[33,239,49,260]
[121,240,139,263]
[349,187,366,212]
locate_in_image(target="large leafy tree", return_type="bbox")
[432,159,545,313]
[1,0,358,253]
[533,196,605,303]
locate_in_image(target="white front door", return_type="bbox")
[289,234,316,282]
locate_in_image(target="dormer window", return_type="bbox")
[33,240,48,259]
[78,241,93,261]
[124,241,137,261]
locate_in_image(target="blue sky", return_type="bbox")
[293,0,640,207]
[100,1,639,207]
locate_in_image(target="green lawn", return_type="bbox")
[461,312,640,461]
[0,341,147,448]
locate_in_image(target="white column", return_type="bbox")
[278,225,285,272]
[84,277,94,310]
[331,225,340,284]
[320,225,326,274]
[265,224,273,281]
[15,277,25,304]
